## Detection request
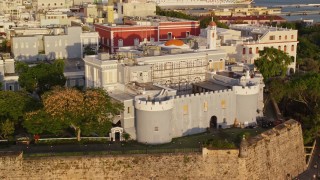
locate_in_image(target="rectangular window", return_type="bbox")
[127,107,130,114]
[183,105,188,115]
[242,48,246,55]
[154,127,158,131]
[203,101,208,112]
[291,35,294,39]
[269,35,275,40]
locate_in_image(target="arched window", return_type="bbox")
[279,36,281,40]
[284,45,287,52]
[291,45,294,51]
[256,47,259,54]
[285,35,287,40]
[242,48,246,55]
[291,35,294,39]
[249,48,252,54]
[278,46,281,50]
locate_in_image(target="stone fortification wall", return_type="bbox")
[0,120,306,180]
[241,119,306,179]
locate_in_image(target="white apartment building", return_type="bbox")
[11,26,99,61]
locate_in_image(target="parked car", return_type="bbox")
[15,135,30,145]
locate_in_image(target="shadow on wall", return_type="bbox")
[182,127,206,136]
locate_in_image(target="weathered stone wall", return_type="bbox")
[242,120,306,179]
[0,120,306,180]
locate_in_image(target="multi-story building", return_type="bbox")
[229,24,298,72]
[94,16,200,53]
[192,24,298,72]
[11,26,99,61]
[84,23,265,144]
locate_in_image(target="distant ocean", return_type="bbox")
[254,0,320,22]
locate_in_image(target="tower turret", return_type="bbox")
[207,21,217,50]
[239,135,249,158]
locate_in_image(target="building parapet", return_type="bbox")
[135,98,174,111]
[173,89,233,100]
[232,85,259,95]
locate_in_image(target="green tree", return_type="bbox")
[297,37,320,60]
[16,60,66,95]
[268,78,288,103]
[254,47,293,80]
[29,87,124,141]
[23,110,67,135]
[84,46,96,56]
[0,90,35,123]
[199,16,229,29]
[0,119,14,139]
[287,73,320,113]
[300,58,319,72]
[0,39,10,52]
[122,132,131,141]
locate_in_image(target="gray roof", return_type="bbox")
[64,58,84,72]
[193,81,230,91]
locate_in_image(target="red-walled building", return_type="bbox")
[94,19,200,53]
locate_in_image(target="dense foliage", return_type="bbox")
[268,73,320,144]
[254,47,293,80]
[265,23,320,144]
[16,60,66,95]
[24,87,124,141]
[0,90,38,139]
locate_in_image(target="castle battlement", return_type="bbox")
[233,85,260,95]
[173,89,234,100]
[135,98,174,111]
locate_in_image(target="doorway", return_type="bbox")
[210,116,217,128]
[115,132,120,141]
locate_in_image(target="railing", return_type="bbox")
[38,137,111,141]
[305,139,317,168]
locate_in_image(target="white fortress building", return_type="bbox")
[84,22,265,144]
